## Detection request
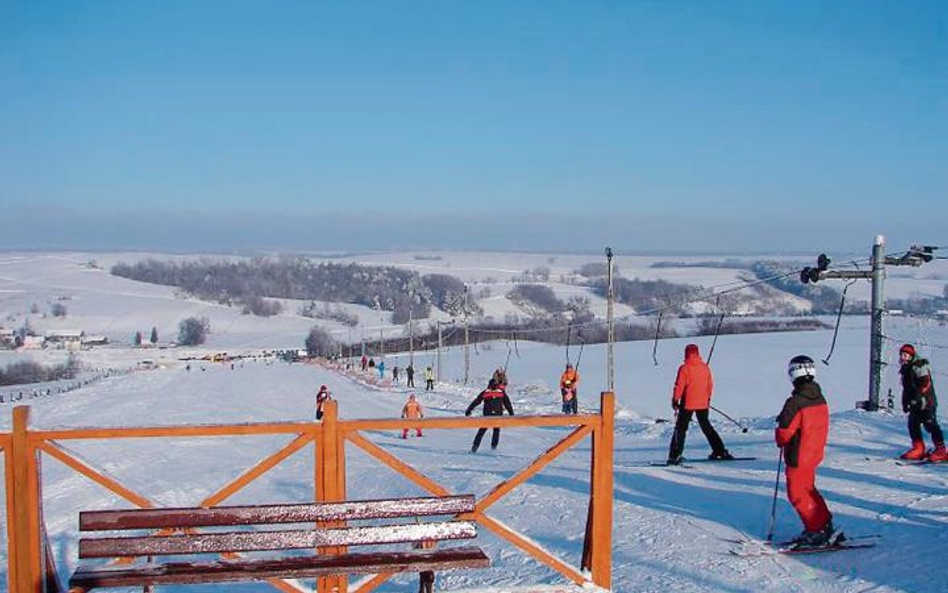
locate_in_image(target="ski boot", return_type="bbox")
[666,455,683,466]
[709,449,735,461]
[928,443,948,462]
[900,440,926,460]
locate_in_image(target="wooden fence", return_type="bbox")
[1,392,614,593]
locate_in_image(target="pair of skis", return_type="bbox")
[648,456,757,468]
[727,534,879,556]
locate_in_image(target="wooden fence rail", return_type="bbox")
[0,392,614,593]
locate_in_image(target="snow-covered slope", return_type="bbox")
[1,252,947,592]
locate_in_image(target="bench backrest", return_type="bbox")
[79,495,477,559]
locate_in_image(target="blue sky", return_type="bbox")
[1,1,945,252]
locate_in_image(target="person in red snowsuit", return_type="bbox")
[775,355,842,547]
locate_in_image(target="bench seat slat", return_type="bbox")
[80,521,478,558]
[80,495,475,531]
[70,546,490,588]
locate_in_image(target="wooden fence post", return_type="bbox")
[12,406,43,593]
[316,400,346,593]
[590,392,615,589]
[4,437,18,592]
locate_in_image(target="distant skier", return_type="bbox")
[465,379,514,453]
[424,366,435,391]
[378,360,386,380]
[898,344,946,461]
[368,357,376,369]
[559,363,579,414]
[776,355,842,549]
[315,385,332,421]
[401,393,424,438]
[492,367,508,390]
[392,365,400,383]
[666,344,732,464]
[406,363,416,388]
[361,354,368,371]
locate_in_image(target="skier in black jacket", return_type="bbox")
[465,379,514,453]
[898,343,946,461]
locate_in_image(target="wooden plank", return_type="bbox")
[477,424,592,512]
[476,514,587,586]
[31,422,318,442]
[80,521,478,558]
[346,433,451,497]
[350,572,394,593]
[12,406,43,593]
[38,441,154,509]
[342,415,595,432]
[69,546,490,588]
[80,495,475,531]
[4,439,18,592]
[200,433,314,507]
[590,392,615,589]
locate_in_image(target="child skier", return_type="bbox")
[898,343,946,461]
[424,366,435,391]
[315,385,332,421]
[559,363,579,414]
[401,393,424,438]
[776,355,842,549]
[465,379,514,452]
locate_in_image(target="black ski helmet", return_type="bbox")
[787,355,816,383]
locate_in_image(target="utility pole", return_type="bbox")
[380,327,385,357]
[606,247,615,392]
[437,321,443,383]
[409,307,414,368]
[463,286,471,385]
[801,236,937,410]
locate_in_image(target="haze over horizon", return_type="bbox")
[3,1,945,253]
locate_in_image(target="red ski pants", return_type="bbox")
[402,428,422,438]
[785,465,831,532]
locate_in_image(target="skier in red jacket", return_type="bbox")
[775,355,842,548]
[666,344,731,464]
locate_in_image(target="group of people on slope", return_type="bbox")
[321,339,942,551]
[359,355,436,390]
[666,343,838,548]
[666,340,943,549]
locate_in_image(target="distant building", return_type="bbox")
[81,335,109,347]
[21,336,45,350]
[45,329,84,350]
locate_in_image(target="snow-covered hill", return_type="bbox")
[1,251,947,592]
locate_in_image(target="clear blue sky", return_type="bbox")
[1,1,945,252]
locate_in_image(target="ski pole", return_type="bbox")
[766,450,783,542]
[709,404,748,433]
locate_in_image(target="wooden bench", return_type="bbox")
[69,494,489,590]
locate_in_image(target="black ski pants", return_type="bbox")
[668,408,726,460]
[908,408,944,445]
[407,375,415,387]
[472,426,501,451]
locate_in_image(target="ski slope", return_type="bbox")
[0,252,947,592]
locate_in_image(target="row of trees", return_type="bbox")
[0,355,80,386]
[111,259,481,324]
[132,319,210,347]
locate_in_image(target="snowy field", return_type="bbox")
[0,251,947,592]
